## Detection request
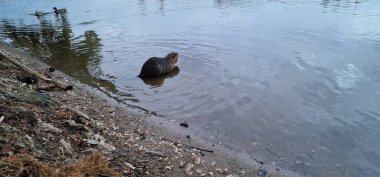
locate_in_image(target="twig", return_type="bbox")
[161,137,180,146]
[161,137,214,153]
[124,162,136,170]
[145,150,164,157]
[36,84,73,91]
[61,105,90,120]
[0,51,73,91]
[180,156,195,168]
[186,145,214,153]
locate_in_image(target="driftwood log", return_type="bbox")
[0,51,73,91]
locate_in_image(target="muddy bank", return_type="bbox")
[0,44,285,177]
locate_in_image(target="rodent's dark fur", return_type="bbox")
[138,52,179,78]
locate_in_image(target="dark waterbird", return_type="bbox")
[53,7,67,14]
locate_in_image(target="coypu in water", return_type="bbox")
[138,52,179,78]
[141,66,180,86]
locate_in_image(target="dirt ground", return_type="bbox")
[0,44,281,177]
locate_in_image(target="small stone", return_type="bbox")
[86,139,99,145]
[295,160,303,165]
[258,167,267,177]
[38,122,62,134]
[49,66,55,72]
[180,121,189,128]
[99,141,116,152]
[108,106,116,113]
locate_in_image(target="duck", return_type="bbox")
[31,11,49,17]
[53,7,67,14]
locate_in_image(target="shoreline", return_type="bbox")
[0,43,287,176]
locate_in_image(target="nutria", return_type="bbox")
[138,52,179,78]
[141,66,180,86]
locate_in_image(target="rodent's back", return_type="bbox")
[138,57,174,78]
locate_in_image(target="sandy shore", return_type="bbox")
[0,44,284,177]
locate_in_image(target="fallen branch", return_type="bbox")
[61,105,90,120]
[124,162,136,170]
[186,145,214,153]
[0,51,73,91]
[161,137,214,153]
[161,137,180,146]
[180,156,195,168]
[36,83,73,91]
[145,150,164,157]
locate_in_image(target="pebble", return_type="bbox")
[38,122,62,134]
[180,121,189,128]
[258,167,267,177]
[86,139,99,145]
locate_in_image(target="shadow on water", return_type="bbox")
[0,13,118,93]
[140,66,180,87]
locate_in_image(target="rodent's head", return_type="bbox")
[166,52,179,64]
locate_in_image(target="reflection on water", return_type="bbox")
[0,13,117,92]
[1,0,380,176]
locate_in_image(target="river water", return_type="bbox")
[1,0,380,176]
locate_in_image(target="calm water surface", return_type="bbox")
[1,0,380,176]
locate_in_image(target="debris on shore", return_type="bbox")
[0,46,268,176]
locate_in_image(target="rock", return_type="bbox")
[86,139,100,145]
[16,76,38,85]
[99,141,116,152]
[0,93,6,100]
[17,110,38,126]
[64,120,90,132]
[108,106,116,113]
[295,160,303,165]
[95,121,104,128]
[23,135,35,149]
[0,116,4,124]
[258,167,267,177]
[180,121,189,128]
[84,148,98,153]
[124,162,136,170]
[145,150,164,157]
[49,67,55,72]
[38,121,62,134]
[59,139,73,154]
[17,92,57,107]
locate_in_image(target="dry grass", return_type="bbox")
[0,153,120,177]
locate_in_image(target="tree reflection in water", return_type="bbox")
[0,13,117,93]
